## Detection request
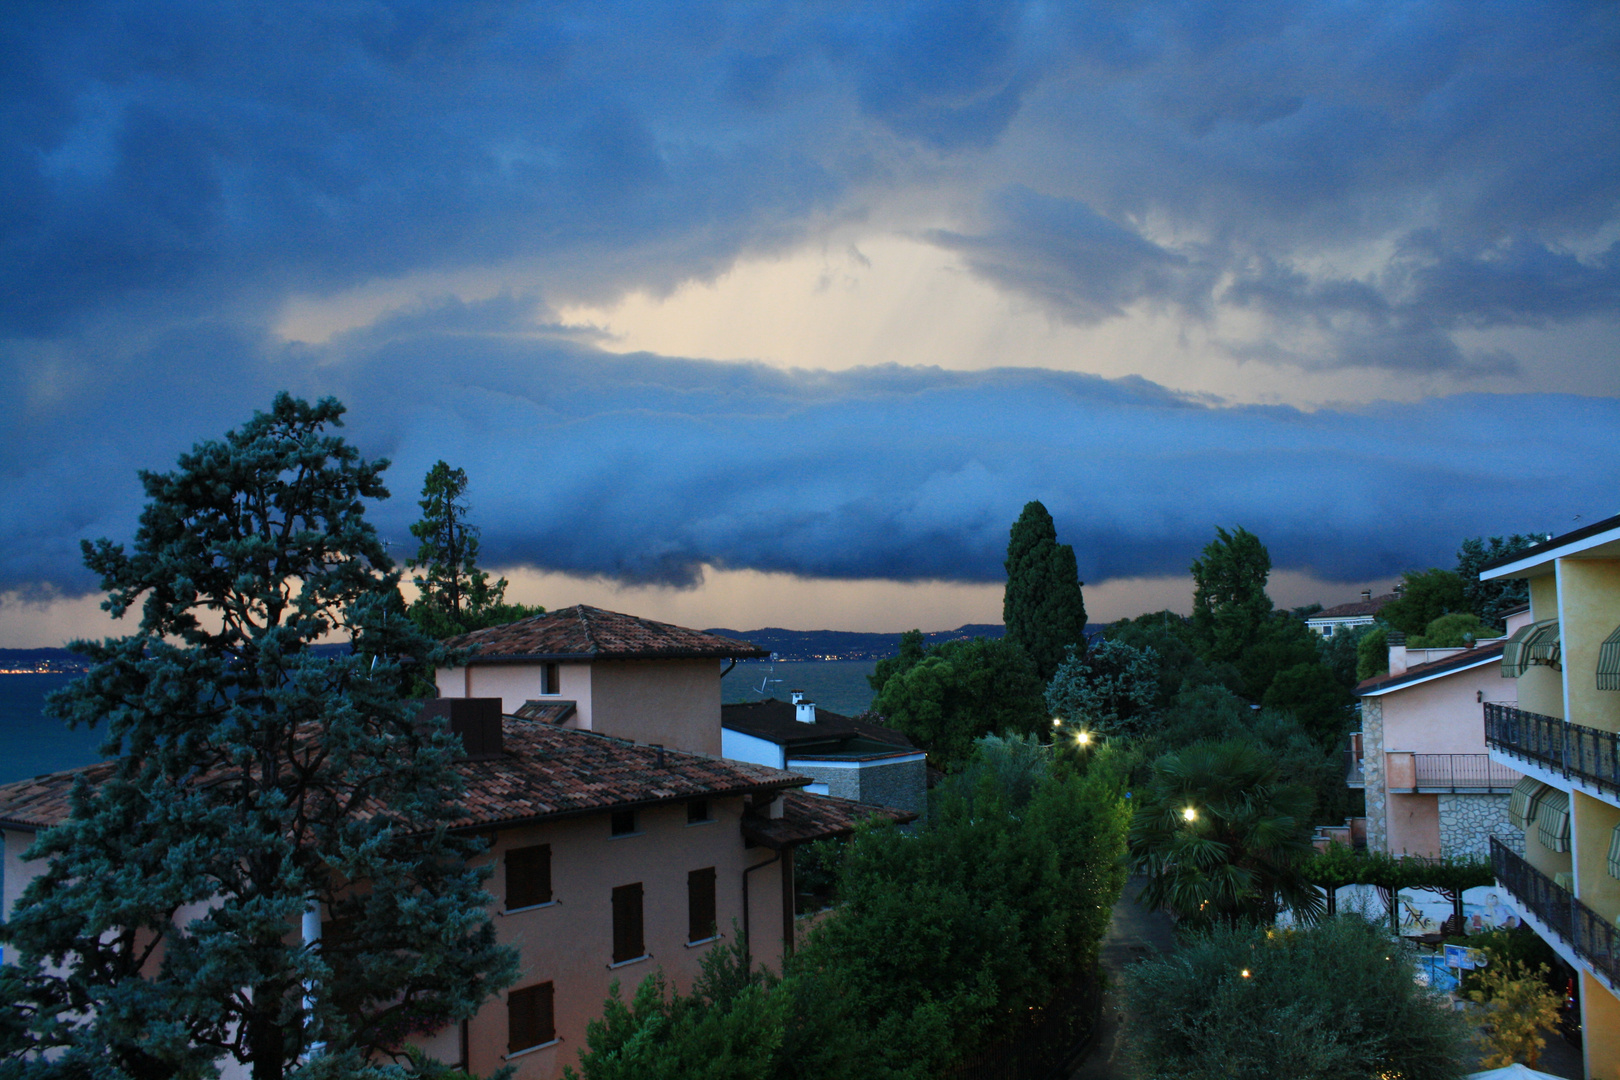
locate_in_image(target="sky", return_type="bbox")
[2,1,1617,646]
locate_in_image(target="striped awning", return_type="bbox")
[1508,776,1550,830]
[1609,822,1620,880]
[1599,624,1620,692]
[1502,619,1559,678]
[1536,788,1571,853]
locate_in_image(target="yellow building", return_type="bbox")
[1481,515,1620,1080]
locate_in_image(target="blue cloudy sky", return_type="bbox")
[3,0,1617,643]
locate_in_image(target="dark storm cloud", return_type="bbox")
[4,316,1612,598]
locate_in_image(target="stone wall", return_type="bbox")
[1362,697,1387,852]
[1438,792,1523,858]
[789,758,927,828]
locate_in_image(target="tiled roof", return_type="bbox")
[0,722,803,834]
[1356,640,1507,696]
[1311,594,1397,620]
[511,700,577,724]
[1479,512,1620,572]
[721,698,914,749]
[0,761,116,830]
[442,605,770,664]
[742,791,917,849]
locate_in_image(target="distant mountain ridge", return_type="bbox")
[705,624,1007,662]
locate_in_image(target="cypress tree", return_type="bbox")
[1002,501,1087,684]
[0,395,517,1078]
[1189,525,1273,665]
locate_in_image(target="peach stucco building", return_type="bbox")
[1478,515,1620,1080]
[0,608,912,1080]
[1353,611,1527,858]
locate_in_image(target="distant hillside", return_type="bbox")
[706,624,1008,662]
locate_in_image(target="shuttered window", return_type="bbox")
[508,981,555,1052]
[1536,789,1571,853]
[612,883,644,963]
[688,867,717,943]
[1508,777,1548,829]
[507,844,552,910]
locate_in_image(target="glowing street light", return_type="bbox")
[1182,806,1198,823]
[1075,730,1091,747]
[1051,716,1063,727]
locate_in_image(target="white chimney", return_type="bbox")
[790,690,805,704]
[796,698,816,724]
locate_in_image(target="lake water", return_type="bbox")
[0,661,883,786]
[0,674,109,785]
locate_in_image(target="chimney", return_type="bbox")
[421,697,504,760]
[790,690,806,704]
[1387,632,1408,676]
[796,697,816,724]
[1361,588,1372,602]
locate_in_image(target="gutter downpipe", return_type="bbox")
[741,849,781,972]
[721,659,737,679]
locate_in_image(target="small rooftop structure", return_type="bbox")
[1307,591,1398,637]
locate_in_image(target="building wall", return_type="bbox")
[1436,793,1519,858]
[588,660,723,757]
[1574,790,1620,923]
[1386,793,1441,857]
[1582,968,1620,1080]
[1557,556,1620,734]
[457,796,786,1080]
[437,662,593,724]
[1378,661,1515,753]
[1,828,35,959]
[786,757,927,825]
[720,728,785,770]
[1362,697,1387,852]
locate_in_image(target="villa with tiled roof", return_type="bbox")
[1307,590,1398,638]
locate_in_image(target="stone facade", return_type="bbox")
[789,758,926,826]
[1361,697,1387,852]
[1438,792,1523,858]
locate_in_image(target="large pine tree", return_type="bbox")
[0,395,516,1079]
[406,459,541,638]
[1002,501,1087,685]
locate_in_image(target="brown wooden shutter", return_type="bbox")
[688,867,717,943]
[506,844,552,910]
[612,883,644,963]
[507,981,554,1052]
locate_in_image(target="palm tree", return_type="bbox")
[1129,739,1323,929]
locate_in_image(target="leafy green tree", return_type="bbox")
[1380,568,1466,637]
[1410,611,1501,648]
[1122,917,1471,1080]
[1235,612,1321,701]
[1045,638,1161,739]
[1456,535,1539,626]
[1002,501,1087,684]
[1357,625,1390,680]
[1129,739,1322,929]
[867,628,925,695]
[1190,526,1273,666]
[0,395,517,1078]
[1261,661,1354,749]
[1317,622,1375,690]
[1103,610,1242,708]
[873,637,1046,770]
[407,460,542,638]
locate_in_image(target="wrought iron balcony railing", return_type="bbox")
[1491,837,1619,990]
[1396,754,1521,792]
[1483,702,1620,797]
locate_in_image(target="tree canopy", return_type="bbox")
[872,637,1046,770]
[0,395,516,1079]
[406,460,542,638]
[1455,534,1538,626]
[1380,568,1467,637]
[1002,501,1087,684]
[1045,638,1161,740]
[1189,526,1273,667]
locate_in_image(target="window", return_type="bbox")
[688,867,717,943]
[508,981,555,1053]
[610,810,637,837]
[612,883,644,963]
[541,662,560,695]
[506,844,552,910]
[687,800,711,824]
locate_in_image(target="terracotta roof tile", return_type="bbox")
[0,721,803,834]
[443,605,770,664]
[1312,594,1398,620]
[742,790,916,849]
[1355,640,1507,695]
[720,698,914,750]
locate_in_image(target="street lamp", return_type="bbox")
[1182,806,1197,823]
[1075,730,1091,747]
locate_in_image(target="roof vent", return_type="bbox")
[796,698,816,724]
[420,698,504,760]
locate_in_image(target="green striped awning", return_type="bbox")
[1502,619,1559,678]
[1508,777,1549,830]
[1598,624,1620,692]
[1609,822,1620,880]
[1536,788,1571,853]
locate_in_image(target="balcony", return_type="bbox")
[1491,837,1619,992]
[1484,702,1620,797]
[1383,753,1520,793]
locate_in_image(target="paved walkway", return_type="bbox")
[1068,877,1177,1080]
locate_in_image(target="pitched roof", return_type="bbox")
[741,790,917,849]
[1479,512,1620,573]
[1310,594,1397,620]
[0,721,803,834]
[1355,640,1507,696]
[442,605,769,664]
[721,698,914,750]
